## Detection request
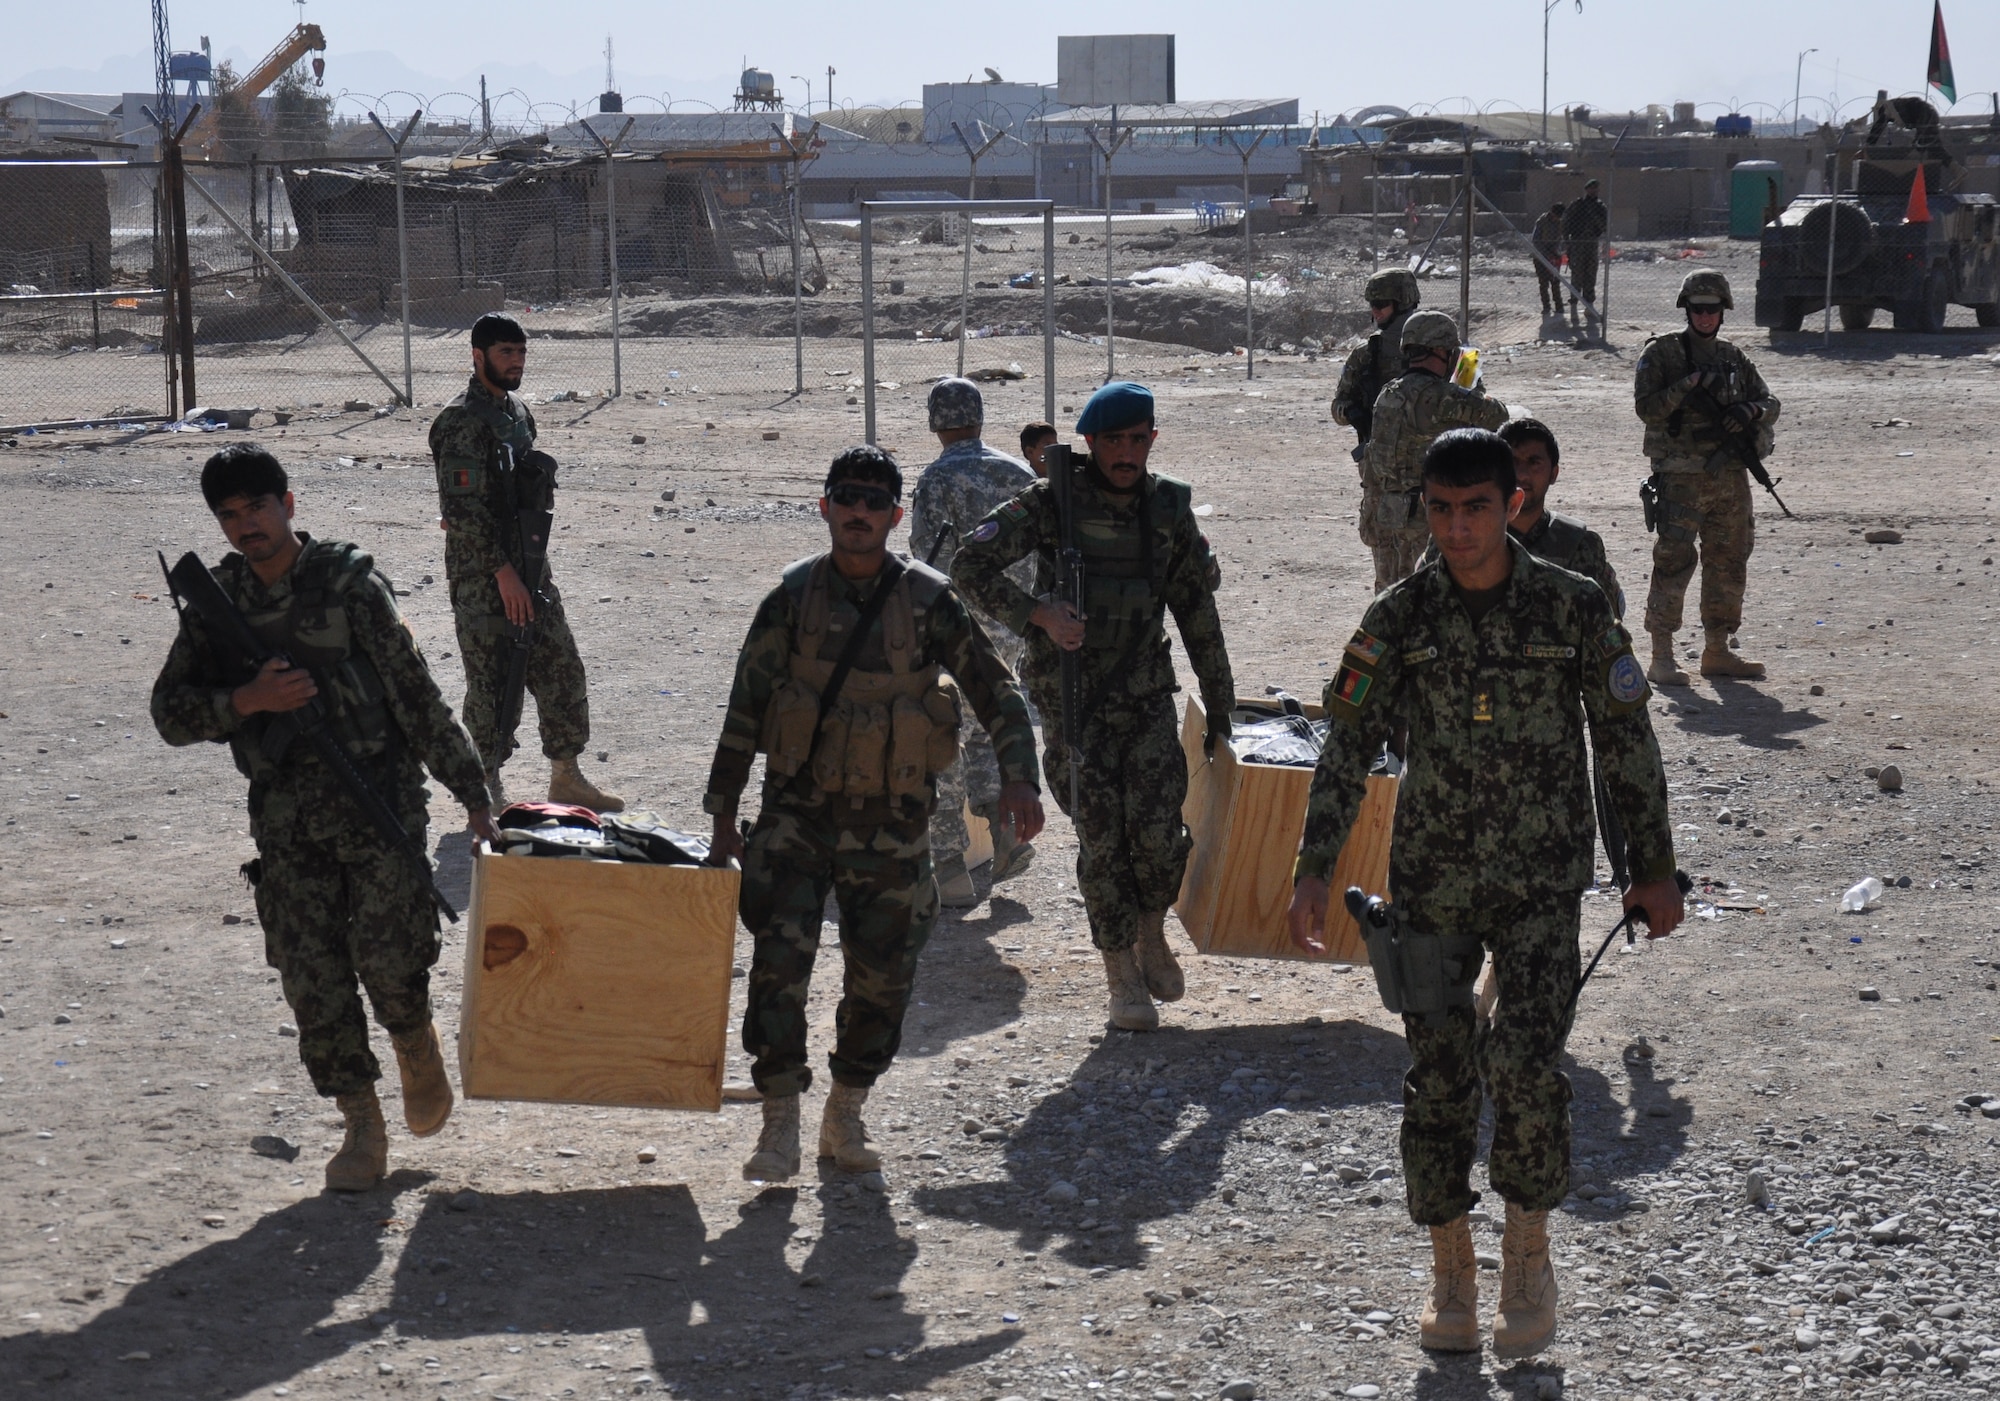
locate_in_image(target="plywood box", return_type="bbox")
[459,851,739,1111]
[1176,696,1397,963]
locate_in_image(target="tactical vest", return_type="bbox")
[1072,471,1185,653]
[1645,331,1774,462]
[758,555,962,805]
[450,387,556,512]
[216,539,399,785]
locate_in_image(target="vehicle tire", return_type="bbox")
[1775,299,1806,333]
[1839,303,1875,331]
[1977,303,2000,327]
[1893,275,1949,333]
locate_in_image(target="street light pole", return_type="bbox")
[1543,0,1581,144]
[1793,48,1818,133]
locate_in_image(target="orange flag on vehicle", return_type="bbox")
[1906,164,1931,224]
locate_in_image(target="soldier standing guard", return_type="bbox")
[907,377,1039,905]
[1331,268,1421,463]
[1359,310,1509,593]
[705,447,1044,1183]
[152,445,500,1192]
[954,382,1236,1032]
[428,313,623,810]
[1288,429,1682,1358]
[1561,179,1608,328]
[1633,270,1779,684]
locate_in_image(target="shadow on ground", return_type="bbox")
[903,895,1032,1059]
[0,1179,1013,1398]
[1664,677,1826,751]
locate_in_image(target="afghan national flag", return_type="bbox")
[1929,0,1957,104]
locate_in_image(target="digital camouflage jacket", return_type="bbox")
[1297,539,1674,907]
[428,376,553,582]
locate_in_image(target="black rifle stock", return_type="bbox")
[1044,444,1087,818]
[1686,379,1795,518]
[159,550,460,923]
[1593,770,1631,891]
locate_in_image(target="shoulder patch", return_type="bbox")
[1344,629,1389,666]
[969,519,1001,543]
[1608,653,1649,705]
[1000,499,1030,520]
[1402,644,1438,667]
[1596,623,1632,658]
[1524,643,1577,660]
[1330,664,1374,710]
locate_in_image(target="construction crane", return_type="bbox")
[189,22,327,155]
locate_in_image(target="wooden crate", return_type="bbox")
[1175,696,1397,963]
[458,851,740,1111]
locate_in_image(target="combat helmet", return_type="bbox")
[927,376,984,432]
[1365,268,1420,310]
[1398,308,1461,361]
[1675,269,1733,310]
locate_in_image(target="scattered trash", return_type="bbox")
[1840,877,1884,913]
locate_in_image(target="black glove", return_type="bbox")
[1203,719,1231,759]
[1723,401,1760,433]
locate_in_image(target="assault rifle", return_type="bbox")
[1685,378,1794,519]
[159,550,460,923]
[1042,443,1088,818]
[494,443,557,763]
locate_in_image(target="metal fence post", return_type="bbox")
[861,203,876,444]
[150,104,202,415]
[581,116,635,398]
[368,109,424,408]
[952,121,1004,376]
[791,157,805,396]
[1043,204,1056,427]
[1226,130,1268,379]
[1087,122,1132,384]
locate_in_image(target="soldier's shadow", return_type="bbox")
[902,896,1032,1058]
[0,1182,1016,1399]
[1665,679,1826,751]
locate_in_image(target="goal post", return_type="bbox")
[859,198,1056,444]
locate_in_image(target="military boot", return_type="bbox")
[326,1087,389,1193]
[390,1021,454,1137]
[934,853,979,909]
[979,804,1035,884]
[1493,1203,1559,1358]
[1699,627,1766,680]
[1646,629,1690,687]
[548,755,625,812]
[484,766,507,809]
[741,1093,800,1182]
[818,1082,882,1173]
[1100,947,1159,1032]
[1419,1214,1480,1352]
[1131,910,1185,1002]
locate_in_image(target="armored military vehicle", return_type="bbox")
[1755,95,2000,333]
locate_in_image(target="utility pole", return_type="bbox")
[480,75,491,144]
[1459,128,1474,342]
[1224,129,1268,379]
[1543,0,1581,144]
[1793,48,1819,133]
[367,108,424,408]
[1086,117,1132,383]
[826,66,835,113]
[951,121,1006,374]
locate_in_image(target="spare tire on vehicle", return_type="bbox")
[1796,200,1876,276]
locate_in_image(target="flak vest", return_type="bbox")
[215,540,399,785]
[759,555,963,811]
[1068,471,1180,655]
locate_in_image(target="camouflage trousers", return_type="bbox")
[1033,685,1189,951]
[1399,892,1581,1225]
[450,570,591,770]
[1357,486,1430,594]
[1643,463,1754,636]
[247,822,441,1099]
[930,629,1023,861]
[739,803,939,1097]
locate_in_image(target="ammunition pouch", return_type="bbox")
[1361,904,1486,1027]
[1373,488,1424,533]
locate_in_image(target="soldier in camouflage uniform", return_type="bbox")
[1561,180,1608,329]
[151,445,499,1194]
[1331,268,1421,462]
[1289,429,1681,1358]
[705,446,1043,1183]
[907,377,1039,905]
[428,313,622,811]
[1360,310,1510,593]
[1530,203,1565,317]
[1633,270,1780,685]
[954,381,1235,1033]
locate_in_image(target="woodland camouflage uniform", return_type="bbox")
[151,535,490,1098]
[952,462,1233,953]
[1297,541,1675,1223]
[704,555,1037,1096]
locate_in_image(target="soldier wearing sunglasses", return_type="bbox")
[704,446,1045,1184]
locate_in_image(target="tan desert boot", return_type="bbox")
[817,1082,883,1173]
[548,755,625,812]
[1646,630,1690,687]
[1699,627,1766,680]
[1101,947,1159,1032]
[326,1088,388,1193]
[1419,1214,1480,1352]
[390,1022,454,1137]
[1131,910,1185,1002]
[742,1093,800,1182]
[934,853,979,909]
[1493,1202,1559,1358]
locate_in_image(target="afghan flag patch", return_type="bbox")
[1331,664,1373,710]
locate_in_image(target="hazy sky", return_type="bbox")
[7,0,1995,127]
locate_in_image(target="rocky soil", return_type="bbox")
[2,312,1999,1401]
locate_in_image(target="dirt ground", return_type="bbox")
[4,309,2000,1401]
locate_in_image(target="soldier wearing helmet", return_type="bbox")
[907,377,1039,903]
[1331,267,1421,461]
[1358,309,1510,592]
[1632,269,1781,683]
